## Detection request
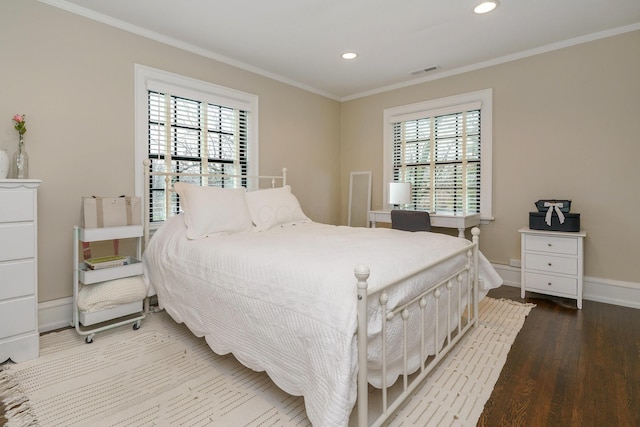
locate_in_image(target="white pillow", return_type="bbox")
[174,182,253,239]
[246,185,310,231]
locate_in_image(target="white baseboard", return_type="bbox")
[492,264,521,288]
[38,297,73,333]
[491,263,640,310]
[582,276,640,309]
[37,267,639,332]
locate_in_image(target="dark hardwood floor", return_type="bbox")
[480,286,640,427]
[2,286,639,426]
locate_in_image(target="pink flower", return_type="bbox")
[12,114,27,136]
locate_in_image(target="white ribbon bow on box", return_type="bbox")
[544,202,566,226]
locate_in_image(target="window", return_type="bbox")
[134,65,258,224]
[383,89,493,221]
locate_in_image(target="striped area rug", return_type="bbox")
[0,297,533,427]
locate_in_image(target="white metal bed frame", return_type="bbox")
[355,230,479,426]
[142,161,480,427]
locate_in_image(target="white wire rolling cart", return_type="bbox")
[72,225,146,343]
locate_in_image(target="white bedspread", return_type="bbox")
[143,216,502,426]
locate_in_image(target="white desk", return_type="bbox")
[369,210,481,238]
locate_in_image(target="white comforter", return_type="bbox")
[143,216,502,426]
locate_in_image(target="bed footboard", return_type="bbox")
[355,227,481,427]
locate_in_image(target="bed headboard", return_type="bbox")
[142,159,287,244]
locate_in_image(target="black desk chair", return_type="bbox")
[391,210,431,232]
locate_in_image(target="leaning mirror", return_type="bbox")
[348,171,372,227]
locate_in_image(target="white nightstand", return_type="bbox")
[0,179,41,362]
[519,227,586,309]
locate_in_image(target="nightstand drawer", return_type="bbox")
[0,189,34,223]
[0,223,35,261]
[525,234,577,255]
[525,253,577,275]
[0,296,37,337]
[0,259,35,300]
[525,272,577,295]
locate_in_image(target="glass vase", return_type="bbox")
[0,148,9,179]
[13,137,29,179]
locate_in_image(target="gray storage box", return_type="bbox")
[529,211,580,232]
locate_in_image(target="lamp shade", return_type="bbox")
[389,182,411,205]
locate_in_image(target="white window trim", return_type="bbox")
[134,64,259,199]
[383,88,493,222]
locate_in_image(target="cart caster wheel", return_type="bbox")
[133,321,141,330]
[85,335,94,344]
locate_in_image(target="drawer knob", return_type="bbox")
[547,243,552,246]
[547,282,552,286]
[548,262,552,266]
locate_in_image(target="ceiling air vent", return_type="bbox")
[409,66,438,76]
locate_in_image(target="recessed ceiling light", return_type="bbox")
[341,52,358,60]
[474,1,499,14]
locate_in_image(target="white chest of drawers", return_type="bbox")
[519,227,586,309]
[0,179,41,362]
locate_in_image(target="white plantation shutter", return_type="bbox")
[391,107,482,215]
